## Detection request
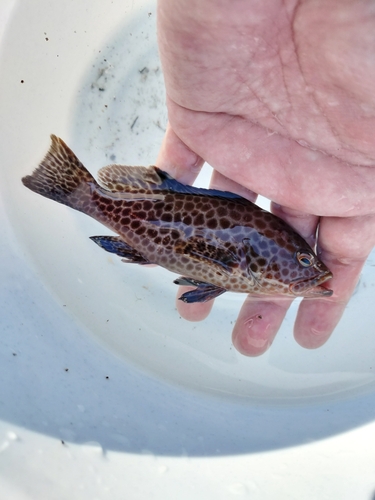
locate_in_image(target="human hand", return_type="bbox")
[156,0,375,356]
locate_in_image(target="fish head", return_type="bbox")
[242,230,333,297]
[287,249,333,297]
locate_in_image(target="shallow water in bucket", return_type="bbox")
[3,0,375,407]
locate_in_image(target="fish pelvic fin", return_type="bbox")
[174,277,226,303]
[22,135,97,211]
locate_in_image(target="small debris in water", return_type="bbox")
[130,116,139,130]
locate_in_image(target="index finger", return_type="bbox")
[294,214,375,348]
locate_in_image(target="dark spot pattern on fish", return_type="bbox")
[21,135,333,302]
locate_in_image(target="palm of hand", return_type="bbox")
[157,0,375,355]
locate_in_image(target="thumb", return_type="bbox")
[156,122,205,184]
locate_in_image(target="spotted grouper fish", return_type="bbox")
[22,135,333,303]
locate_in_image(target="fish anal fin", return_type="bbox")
[90,236,150,264]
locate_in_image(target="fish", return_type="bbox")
[21,135,333,303]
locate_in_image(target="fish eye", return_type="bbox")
[296,251,314,267]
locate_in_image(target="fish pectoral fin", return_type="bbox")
[90,236,150,264]
[174,278,226,303]
[175,238,239,276]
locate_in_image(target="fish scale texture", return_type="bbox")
[21,135,333,302]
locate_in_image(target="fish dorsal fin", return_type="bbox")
[98,165,161,193]
[98,165,244,200]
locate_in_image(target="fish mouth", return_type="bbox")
[289,271,333,297]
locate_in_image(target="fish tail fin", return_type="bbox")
[22,135,97,211]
